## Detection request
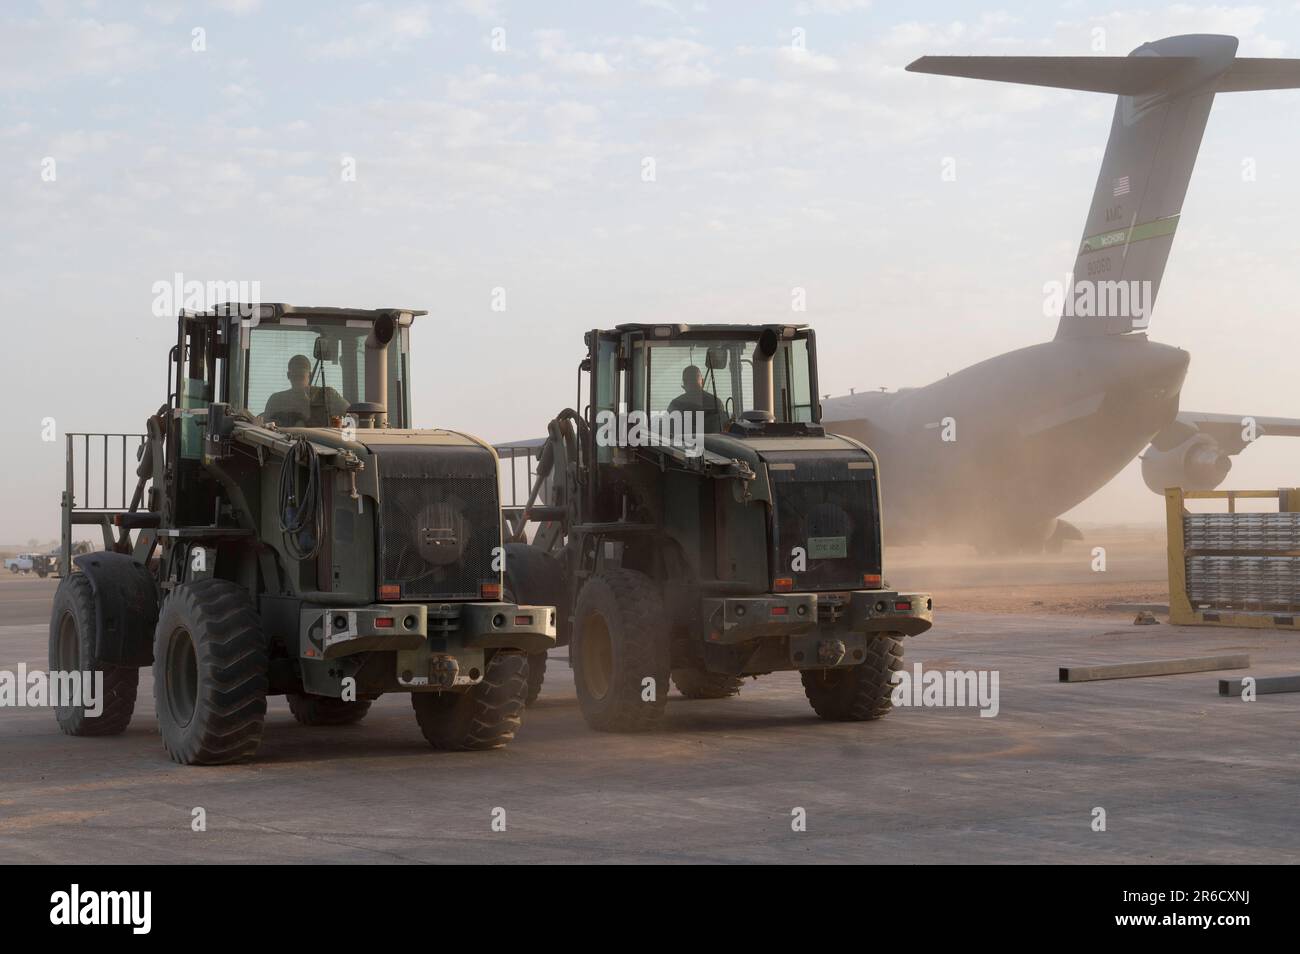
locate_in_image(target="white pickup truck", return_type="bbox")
[4,554,36,574]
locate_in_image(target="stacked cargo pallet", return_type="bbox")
[1166,489,1300,628]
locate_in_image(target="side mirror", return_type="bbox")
[705,346,729,371]
[313,336,340,363]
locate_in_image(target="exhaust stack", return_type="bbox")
[751,328,779,421]
[362,314,397,427]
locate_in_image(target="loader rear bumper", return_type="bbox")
[297,600,556,694]
[696,590,932,676]
[701,589,932,646]
[300,601,556,660]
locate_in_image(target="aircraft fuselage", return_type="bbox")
[822,333,1189,549]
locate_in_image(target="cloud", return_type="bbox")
[211,0,262,14]
[455,0,503,20]
[795,0,872,13]
[46,130,119,160]
[777,46,840,74]
[536,29,617,76]
[1051,6,1285,57]
[544,100,601,130]
[639,0,686,17]
[303,2,435,59]
[0,12,155,91]
[633,36,717,86]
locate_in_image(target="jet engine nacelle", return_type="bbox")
[1141,430,1232,493]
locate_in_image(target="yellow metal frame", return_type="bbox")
[1166,487,1300,628]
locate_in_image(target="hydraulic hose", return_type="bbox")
[278,438,323,562]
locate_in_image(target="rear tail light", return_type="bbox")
[771,606,788,616]
[774,577,793,592]
[514,615,532,626]
[894,601,912,612]
[480,582,502,600]
[379,584,401,601]
[863,573,882,588]
[375,617,395,629]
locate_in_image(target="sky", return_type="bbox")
[3,0,1300,543]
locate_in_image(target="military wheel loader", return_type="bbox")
[500,323,931,730]
[51,303,554,764]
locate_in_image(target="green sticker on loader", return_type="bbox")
[808,536,847,559]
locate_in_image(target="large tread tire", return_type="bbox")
[505,543,565,710]
[502,564,554,709]
[571,568,669,732]
[153,578,268,765]
[288,693,373,726]
[49,574,139,736]
[671,667,744,700]
[524,651,547,705]
[801,634,903,722]
[411,651,528,750]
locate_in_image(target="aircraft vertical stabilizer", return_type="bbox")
[907,35,1300,339]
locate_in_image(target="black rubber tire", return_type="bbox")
[287,693,373,726]
[801,634,903,722]
[524,651,548,705]
[410,651,528,750]
[48,574,139,736]
[671,667,744,700]
[571,568,669,732]
[152,578,268,765]
[502,567,552,708]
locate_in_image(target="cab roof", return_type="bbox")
[611,323,809,337]
[181,303,427,321]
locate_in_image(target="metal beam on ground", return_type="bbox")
[1059,654,1250,683]
[1218,675,1300,696]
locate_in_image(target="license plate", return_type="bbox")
[808,536,847,559]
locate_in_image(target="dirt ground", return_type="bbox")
[4,522,1297,864]
[887,523,1171,616]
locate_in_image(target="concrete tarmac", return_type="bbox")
[1,580,1297,863]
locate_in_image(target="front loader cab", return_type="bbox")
[170,304,418,436]
[164,303,421,532]
[580,323,825,526]
[220,304,420,430]
[604,322,821,436]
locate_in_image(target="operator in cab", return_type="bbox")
[668,364,725,434]
[263,354,349,427]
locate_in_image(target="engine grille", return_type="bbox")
[767,450,880,591]
[374,443,500,601]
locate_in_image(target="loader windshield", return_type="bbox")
[639,334,816,425]
[240,319,407,427]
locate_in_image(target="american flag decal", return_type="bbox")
[1112,175,1131,197]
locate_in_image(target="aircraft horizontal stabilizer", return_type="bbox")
[1216,58,1300,91]
[905,55,1197,95]
[907,55,1300,94]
